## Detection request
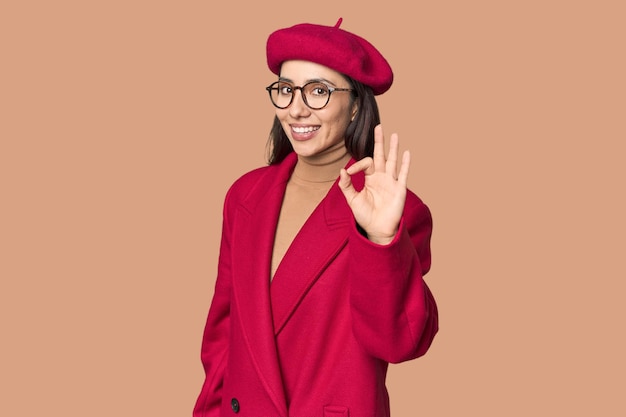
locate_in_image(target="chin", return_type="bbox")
[291,147,319,158]
[288,140,314,154]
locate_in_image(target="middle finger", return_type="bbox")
[373,124,386,173]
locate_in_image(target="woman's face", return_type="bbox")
[276,60,357,159]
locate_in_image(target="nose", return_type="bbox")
[288,88,311,118]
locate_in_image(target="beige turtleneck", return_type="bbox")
[271,145,351,280]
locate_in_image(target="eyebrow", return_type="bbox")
[278,77,338,86]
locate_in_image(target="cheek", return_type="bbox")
[276,111,291,129]
[320,103,348,124]
[276,112,293,137]
[328,111,352,132]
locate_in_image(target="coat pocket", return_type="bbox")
[323,405,349,417]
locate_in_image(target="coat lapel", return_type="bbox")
[229,153,364,413]
[270,159,365,336]
[230,154,296,415]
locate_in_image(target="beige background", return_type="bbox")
[1,1,624,416]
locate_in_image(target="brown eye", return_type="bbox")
[308,83,330,97]
[278,83,293,96]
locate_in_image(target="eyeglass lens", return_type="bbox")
[269,82,331,110]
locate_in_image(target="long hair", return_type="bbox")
[266,77,381,165]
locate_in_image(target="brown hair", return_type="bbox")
[266,77,381,165]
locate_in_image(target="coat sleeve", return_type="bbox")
[193,188,235,417]
[349,192,438,364]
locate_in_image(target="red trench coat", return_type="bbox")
[193,152,438,417]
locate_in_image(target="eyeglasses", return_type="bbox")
[265,81,354,110]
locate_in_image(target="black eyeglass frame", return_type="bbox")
[265,81,354,110]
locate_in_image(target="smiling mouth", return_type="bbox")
[292,126,320,134]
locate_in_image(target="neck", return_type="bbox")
[293,145,351,183]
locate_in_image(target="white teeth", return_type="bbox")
[292,126,319,133]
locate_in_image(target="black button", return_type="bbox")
[231,398,240,413]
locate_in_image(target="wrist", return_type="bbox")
[368,236,394,245]
[366,231,397,245]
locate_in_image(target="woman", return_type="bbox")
[194,18,438,417]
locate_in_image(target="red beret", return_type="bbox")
[266,18,393,95]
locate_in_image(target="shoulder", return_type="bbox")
[223,153,297,208]
[224,165,276,206]
[405,189,431,220]
[231,165,274,191]
[404,189,433,242]
[403,189,433,272]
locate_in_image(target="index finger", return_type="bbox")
[373,124,385,172]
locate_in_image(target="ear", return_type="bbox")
[351,102,358,121]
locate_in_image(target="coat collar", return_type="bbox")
[269,163,365,334]
[229,152,364,413]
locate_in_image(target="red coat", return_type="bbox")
[194,153,438,417]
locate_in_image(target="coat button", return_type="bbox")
[231,398,240,413]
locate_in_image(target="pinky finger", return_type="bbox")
[397,150,411,187]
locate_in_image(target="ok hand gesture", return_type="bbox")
[338,124,410,245]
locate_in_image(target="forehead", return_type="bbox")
[279,60,345,84]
